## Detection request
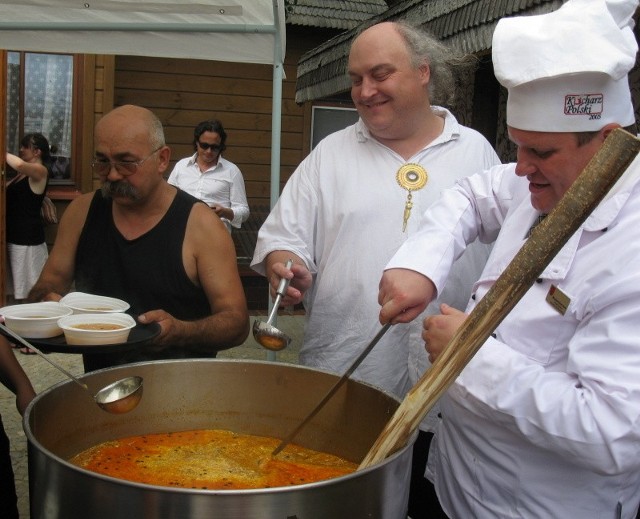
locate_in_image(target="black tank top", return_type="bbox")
[76,189,213,371]
[6,175,47,245]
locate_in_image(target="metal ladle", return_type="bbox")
[252,259,293,351]
[0,322,143,414]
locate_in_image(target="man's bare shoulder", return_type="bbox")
[60,191,96,225]
[187,201,233,243]
[190,200,224,225]
[67,190,96,208]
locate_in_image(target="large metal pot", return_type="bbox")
[25,359,415,518]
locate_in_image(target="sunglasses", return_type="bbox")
[197,141,222,152]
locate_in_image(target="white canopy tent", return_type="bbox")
[0,0,286,205]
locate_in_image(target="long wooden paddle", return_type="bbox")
[359,128,640,469]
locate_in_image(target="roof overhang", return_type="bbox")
[295,0,565,103]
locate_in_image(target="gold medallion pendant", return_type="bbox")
[396,163,428,232]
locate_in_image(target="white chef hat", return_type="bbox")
[493,0,638,132]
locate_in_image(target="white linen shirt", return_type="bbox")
[252,108,500,408]
[168,153,249,230]
[387,159,640,518]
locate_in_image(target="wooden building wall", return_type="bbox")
[111,29,321,210]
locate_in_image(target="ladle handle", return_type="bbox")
[266,259,294,324]
[0,322,88,390]
[272,322,392,456]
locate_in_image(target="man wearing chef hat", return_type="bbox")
[377,0,640,517]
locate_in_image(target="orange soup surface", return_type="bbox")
[70,429,357,490]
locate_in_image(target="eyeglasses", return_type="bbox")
[91,147,163,176]
[197,141,222,152]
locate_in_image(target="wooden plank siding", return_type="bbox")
[112,47,308,208]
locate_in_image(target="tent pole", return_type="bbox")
[265,0,285,362]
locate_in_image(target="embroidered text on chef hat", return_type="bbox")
[492,0,638,132]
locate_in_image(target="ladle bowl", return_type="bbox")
[252,319,291,351]
[253,259,293,351]
[94,376,143,414]
[0,321,143,414]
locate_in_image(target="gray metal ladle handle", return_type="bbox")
[265,259,293,325]
[0,322,88,390]
[272,322,392,455]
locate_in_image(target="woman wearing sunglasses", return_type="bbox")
[168,119,249,233]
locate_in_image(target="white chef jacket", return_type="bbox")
[252,107,499,406]
[168,153,249,230]
[387,159,640,518]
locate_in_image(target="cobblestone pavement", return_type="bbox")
[0,314,304,519]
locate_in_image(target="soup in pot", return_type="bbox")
[70,428,357,489]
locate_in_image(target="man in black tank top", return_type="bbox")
[28,105,250,372]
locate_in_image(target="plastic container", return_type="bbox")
[60,292,130,314]
[0,302,73,339]
[58,313,136,345]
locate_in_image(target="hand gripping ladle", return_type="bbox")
[0,322,143,414]
[252,259,293,351]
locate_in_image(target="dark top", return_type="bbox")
[6,176,47,245]
[75,189,213,371]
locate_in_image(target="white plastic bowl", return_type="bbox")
[0,302,73,339]
[58,313,136,346]
[59,292,130,314]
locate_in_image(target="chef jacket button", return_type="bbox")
[471,293,476,300]
[601,227,608,232]
[536,278,543,283]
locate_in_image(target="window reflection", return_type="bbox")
[6,52,74,184]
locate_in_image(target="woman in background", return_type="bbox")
[5,133,54,353]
